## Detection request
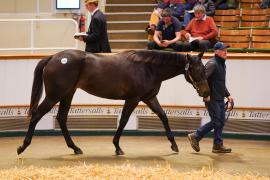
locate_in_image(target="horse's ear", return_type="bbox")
[198,52,204,60]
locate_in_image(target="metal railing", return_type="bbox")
[0,18,79,54]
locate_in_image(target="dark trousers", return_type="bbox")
[175,40,213,52]
[195,100,225,145]
[191,39,212,52]
[147,41,183,51]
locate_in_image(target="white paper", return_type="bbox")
[74,32,87,39]
[189,36,199,43]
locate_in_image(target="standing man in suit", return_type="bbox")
[77,0,111,53]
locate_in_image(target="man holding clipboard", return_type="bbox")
[75,0,111,53]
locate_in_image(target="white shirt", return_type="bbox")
[90,7,99,17]
[88,7,99,28]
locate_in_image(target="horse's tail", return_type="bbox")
[28,55,52,117]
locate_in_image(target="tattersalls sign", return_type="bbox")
[0,105,270,120]
[0,105,269,134]
[0,105,270,121]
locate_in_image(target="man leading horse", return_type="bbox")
[188,42,234,153]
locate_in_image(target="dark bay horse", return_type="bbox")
[17,49,210,155]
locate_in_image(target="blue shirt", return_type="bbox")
[156,16,182,40]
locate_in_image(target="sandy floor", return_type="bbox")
[0,136,269,177]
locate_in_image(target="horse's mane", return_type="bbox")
[123,50,187,66]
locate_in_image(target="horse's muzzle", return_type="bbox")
[201,91,210,98]
[197,83,210,98]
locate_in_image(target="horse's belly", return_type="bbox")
[80,88,135,100]
[77,62,153,100]
[79,82,139,100]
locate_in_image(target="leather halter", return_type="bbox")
[184,60,207,91]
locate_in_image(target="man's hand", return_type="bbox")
[150,25,156,31]
[159,40,170,47]
[78,36,84,41]
[226,96,234,103]
[185,33,191,40]
[203,96,210,102]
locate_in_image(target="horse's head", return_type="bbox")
[185,52,210,98]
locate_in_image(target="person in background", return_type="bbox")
[182,0,215,27]
[76,0,111,53]
[146,0,185,40]
[184,0,198,11]
[188,41,234,153]
[157,0,185,19]
[260,0,270,8]
[168,0,185,19]
[147,2,168,40]
[226,0,238,9]
[212,0,229,9]
[181,4,217,52]
[147,8,183,51]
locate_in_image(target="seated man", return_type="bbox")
[226,0,238,9]
[147,8,183,51]
[212,0,229,9]
[181,4,217,52]
[147,2,168,40]
[169,0,185,19]
[184,0,197,11]
[147,0,184,40]
[260,0,270,8]
[182,0,215,27]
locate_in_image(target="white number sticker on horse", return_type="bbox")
[61,58,68,64]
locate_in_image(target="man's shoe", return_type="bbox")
[188,133,200,152]
[212,144,232,153]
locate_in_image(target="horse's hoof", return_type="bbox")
[171,144,179,153]
[115,149,125,156]
[74,148,83,155]
[17,146,24,155]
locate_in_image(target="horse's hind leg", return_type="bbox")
[56,92,83,154]
[113,98,139,155]
[17,97,57,155]
[143,96,179,153]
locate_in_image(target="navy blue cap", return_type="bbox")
[213,42,230,50]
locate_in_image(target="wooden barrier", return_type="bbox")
[1,52,270,60]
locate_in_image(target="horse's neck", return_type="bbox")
[157,54,187,81]
[155,65,185,81]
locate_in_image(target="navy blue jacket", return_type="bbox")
[205,55,230,100]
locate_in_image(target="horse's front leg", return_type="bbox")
[113,98,139,155]
[144,97,179,153]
